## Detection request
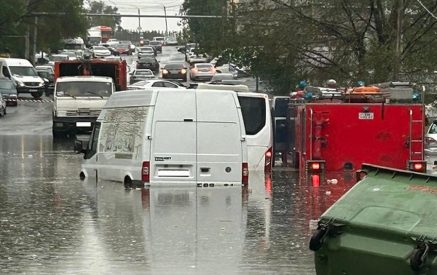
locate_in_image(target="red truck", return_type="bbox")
[54,58,127,91]
[290,83,426,183]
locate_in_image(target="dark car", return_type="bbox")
[0,78,17,106]
[149,41,162,54]
[36,67,55,96]
[161,62,188,82]
[136,57,160,74]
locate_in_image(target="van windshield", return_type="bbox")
[56,81,113,97]
[238,96,266,135]
[9,66,38,77]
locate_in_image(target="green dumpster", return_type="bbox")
[310,164,437,275]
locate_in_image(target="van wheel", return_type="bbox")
[124,177,133,189]
[32,91,43,99]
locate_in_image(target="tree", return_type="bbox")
[87,1,121,30]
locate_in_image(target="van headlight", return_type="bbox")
[16,81,24,87]
[38,82,45,87]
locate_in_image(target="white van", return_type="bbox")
[196,83,273,172]
[52,76,114,137]
[77,88,249,187]
[0,58,45,99]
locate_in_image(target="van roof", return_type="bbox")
[0,58,33,67]
[56,76,113,83]
[197,83,250,93]
[103,88,240,109]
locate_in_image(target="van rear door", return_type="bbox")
[151,91,197,183]
[196,91,244,184]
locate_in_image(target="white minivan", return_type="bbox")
[0,58,46,99]
[77,88,249,187]
[196,83,273,172]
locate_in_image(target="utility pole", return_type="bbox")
[32,16,38,64]
[137,8,142,33]
[164,6,168,37]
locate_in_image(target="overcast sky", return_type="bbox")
[99,0,185,33]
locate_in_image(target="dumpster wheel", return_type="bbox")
[309,228,328,251]
[410,243,429,271]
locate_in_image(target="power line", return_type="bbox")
[416,0,437,20]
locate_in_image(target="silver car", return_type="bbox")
[190,63,216,81]
[425,120,437,155]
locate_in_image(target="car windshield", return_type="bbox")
[0,80,14,89]
[139,58,155,63]
[37,71,53,80]
[165,63,184,69]
[56,81,112,97]
[135,70,153,76]
[139,47,153,52]
[150,42,161,45]
[51,55,68,62]
[9,66,38,77]
[131,80,148,86]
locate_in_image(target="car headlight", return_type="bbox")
[16,81,24,87]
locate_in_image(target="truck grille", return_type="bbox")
[24,82,41,87]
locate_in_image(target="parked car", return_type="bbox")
[136,57,159,73]
[0,94,6,116]
[161,62,188,82]
[130,69,156,83]
[0,78,17,106]
[190,63,216,81]
[35,66,55,96]
[426,119,437,155]
[127,79,186,90]
[149,41,162,54]
[137,46,156,58]
[90,46,111,57]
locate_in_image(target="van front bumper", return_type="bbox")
[17,86,45,94]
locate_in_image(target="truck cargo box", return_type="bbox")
[310,164,437,275]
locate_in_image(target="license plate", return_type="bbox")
[29,89,38,92]
[358,112,374,120]
[76,122,91,127]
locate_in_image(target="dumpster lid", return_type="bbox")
[320,164,437,238]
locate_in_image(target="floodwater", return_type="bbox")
[0,135,356,274]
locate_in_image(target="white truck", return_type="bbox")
[52,76,114,137]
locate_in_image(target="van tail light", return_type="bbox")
[408,160,426,173]
[242,162,249,186]
[142,161,150,182]
[265,147,273,173]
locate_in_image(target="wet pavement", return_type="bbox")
[0,47,354,274]
[0,132,358,274]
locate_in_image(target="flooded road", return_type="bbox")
[0,131,356,274]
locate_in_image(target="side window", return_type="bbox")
[2,66,11,78]
[163,82,177,88]
[152,82,164,87]
[430,123,437,134]
[238,96,266,135]
[85,122,101,159]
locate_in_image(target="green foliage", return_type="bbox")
[87,1,121,30]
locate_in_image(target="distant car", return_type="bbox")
[59,50,79,60]
[116,42,132,55]
[190,63,216,81]
[161,62,188,82]
[0,78,17,106]
[215,63,238,79]
[35,66,55,96]
[149,41,162,54]
[426,120,437,155]
[136,56,159,73]
[130,69,156,83]
[127,79,186,90]
[91,46,111,57]
[0,94,6,116]
[137,46,156,58]
[165,38,178,46]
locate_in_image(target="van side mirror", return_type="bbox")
[74,139,89,154]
